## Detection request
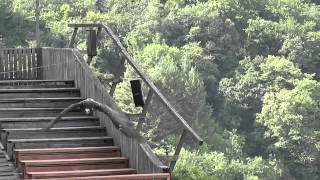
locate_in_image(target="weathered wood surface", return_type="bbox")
[41,48,168,174]
[0,48,41,80]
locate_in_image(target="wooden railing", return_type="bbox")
[40,47,168,174]
[68,23,203,171]
[0,48,41,80]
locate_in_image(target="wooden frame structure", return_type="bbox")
[68,23,203,171]
[0,23,203,173]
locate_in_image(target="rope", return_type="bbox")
[0,62,66,75]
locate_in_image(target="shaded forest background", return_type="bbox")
[1,0,320,179]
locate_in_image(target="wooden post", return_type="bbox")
[69,28,78,48]
[109,57,125,96]
[36,48,42,79]
[169,129,187,171]
[96,27,102,47]
[0,49,3,80]
[136,89,153,132]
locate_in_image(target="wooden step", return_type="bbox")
[15,146,121,170]
[0,97,84,108]
[0,108,85,118]
[7,137,114,160]
[0,116,99,129]
[0,163,12,168]
[0,80,74,89]
[1,126,107,150]
[21,157,129,177]
[26,168,136,179]
[0,155,18,179]
[0,173,19,180]
[0,88,80,98]
[32,173,171,180]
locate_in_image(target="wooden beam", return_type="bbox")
[136,89,153,132]
[36,48,42,79]
[101,24,203,145]
[169,129,187,171]
[69,28,78,48]
[96,27,103,47]
[109,57,125,97]
[68,24,102,28]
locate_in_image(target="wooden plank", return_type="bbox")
[36,48,42,79]
[16,49,21,79]
[13,49,18,79]
[9,49,14,79]
[96,27,102,47]
[23,48,28,79]
[17,49,23,79]
[4,49,9,79]
[109,57,125,96]
[31,48,36,79]
[69,28,78,48]
[0,50,4,80]
[68,24,102,28]
[27,169,137,179]
[136,89,153,132]
[22,49,27,79]
[169,130,186,171]
[27,49,32,79]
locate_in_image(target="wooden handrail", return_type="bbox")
[40,47,169,173]
[68,23,203,145]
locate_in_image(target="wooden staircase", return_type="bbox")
[0,80,170,180]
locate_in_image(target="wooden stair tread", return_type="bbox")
[21,157,128,165]
[27,168,136,175]
[0,78,167,179]
[3,126,104,132]
[8,136,112,143]
[0,80,74,84]
[0,88,79,93]
[0,107,78,111]
[15,146,119,153]
[34,173,171,180]
[0,116,98,122]
[0,97,83,102]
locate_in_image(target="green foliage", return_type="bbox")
[0,0,33,47]
[173,146,281,180]
[220,56,304,110]
[257,78,320,179]
[114,43,215,146]
[3,0,320,179]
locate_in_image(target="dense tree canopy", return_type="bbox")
[1,0,320,179]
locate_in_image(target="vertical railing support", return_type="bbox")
[36,48,42,79]
[109,57,125,96]
[96,27,103,47]
[169,129,187,171]
[136,89,153,132]
[69,28,78,48]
